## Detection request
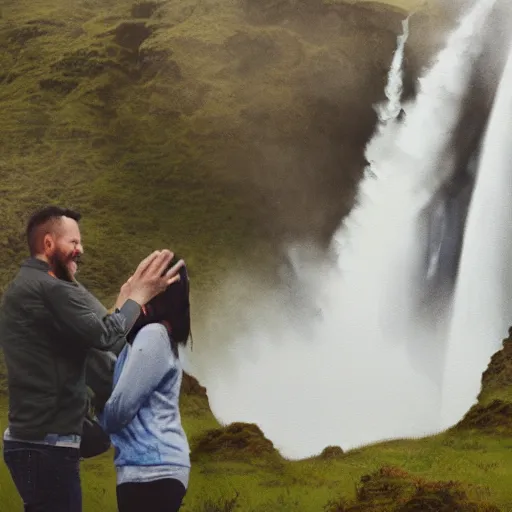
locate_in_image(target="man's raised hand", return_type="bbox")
[126,250,185,307]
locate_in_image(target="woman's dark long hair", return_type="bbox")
[127,257,191,358]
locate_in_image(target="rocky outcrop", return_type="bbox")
[454,327,512,433]
[182,372,208,397]
[191,422,277,460]
[319,445,344,459]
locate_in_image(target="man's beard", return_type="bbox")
[50,250,78,282]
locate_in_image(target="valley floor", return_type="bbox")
[1,398,512,511]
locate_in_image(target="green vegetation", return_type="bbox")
[3,329,512,511]
[1,0,511,510]
[3,357,512,511]
[0,0,443,301]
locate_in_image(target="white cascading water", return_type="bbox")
[184,0,508,459]
[376,15,410,124]
[441,35,512,428]
[364,15,410,181]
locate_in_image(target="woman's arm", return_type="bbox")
[100,323,174,434]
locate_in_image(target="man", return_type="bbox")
[0,206,184,512]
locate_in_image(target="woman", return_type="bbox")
[100,260,191,512]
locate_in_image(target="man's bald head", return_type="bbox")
[26,206,82,257]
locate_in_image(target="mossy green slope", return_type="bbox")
[0,0,431,304]
[1,0,257,300]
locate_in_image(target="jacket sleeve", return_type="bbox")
[80,283,127,412]
[44,279,141,352]
[101,323,173,434]
[85,349,117,413]
[76,282,127,357]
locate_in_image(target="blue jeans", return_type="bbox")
[3,440,82,512]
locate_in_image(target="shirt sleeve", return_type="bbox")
[43,279,141,352]
[101,323,173,434]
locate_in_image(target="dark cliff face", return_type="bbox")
[223,1,410,247]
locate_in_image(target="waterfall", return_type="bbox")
[186,0,506,460]
[364,16,409,182]
[441,38,512,428]
[332,0,496,380]
[377,15,410,124]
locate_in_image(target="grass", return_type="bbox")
[2,393,512,511]
[3,329,512,511]
[2,326,512,511]
[4,332,512,511]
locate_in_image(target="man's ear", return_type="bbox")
[43,233,54,254]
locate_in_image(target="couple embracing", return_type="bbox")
[0,206,192,512]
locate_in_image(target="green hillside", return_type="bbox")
[0,0,448,303]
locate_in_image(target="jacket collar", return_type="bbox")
[21,256,79,285]
[21,257,51,272]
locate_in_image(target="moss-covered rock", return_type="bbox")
[324,466,501,511]
[182,372,208,397]
[191,421,277,459]
[319,445,345,459]
[454,327,512,433]
[179,372,213,419]
[478,328,512,403]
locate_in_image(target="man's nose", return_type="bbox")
[73,245,84,255]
